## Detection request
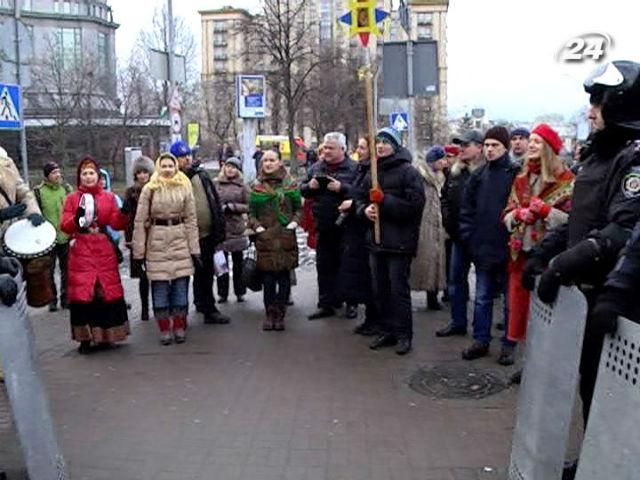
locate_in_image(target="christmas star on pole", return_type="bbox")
[338,0,389,47]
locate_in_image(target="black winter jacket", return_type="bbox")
[441,162,473,240]
[184,165,226,246]
[300,157,357,231]
[357,148,426,256]
[458,153,519,270]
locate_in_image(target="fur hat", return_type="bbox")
[133,155,155,175]
[483,126,511,150]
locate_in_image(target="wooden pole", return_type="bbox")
[362,49,380,244]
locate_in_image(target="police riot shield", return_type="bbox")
[508,286,588,480]
[0,270,68,480]
[575,317,640,480]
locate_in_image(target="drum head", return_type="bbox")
[3,218,57,258]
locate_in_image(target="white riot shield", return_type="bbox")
[0,271,68,480]
[509,286,588,480]
[575,317,640,480]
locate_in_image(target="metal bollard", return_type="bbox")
[0,270,68,480]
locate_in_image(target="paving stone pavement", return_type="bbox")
[1,256,519,480]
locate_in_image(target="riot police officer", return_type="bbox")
[522,61,640,478]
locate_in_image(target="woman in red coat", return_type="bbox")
[502,124,574,355]
[60,157,129,354]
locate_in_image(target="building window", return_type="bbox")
[417,25,432,40]
[55,27,82,68]
[97,32,108,73]
[416,12,433,24]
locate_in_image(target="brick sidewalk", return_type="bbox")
[2,266,517,480]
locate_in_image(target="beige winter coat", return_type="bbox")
[410,163,447,292]
[132,183,200,281]
[0,153,41,236]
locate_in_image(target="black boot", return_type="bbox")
[395,337,412,355]
[426,291,442,311]
[369,333,397,350]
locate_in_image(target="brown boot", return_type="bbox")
[273,305,286,331]
[263,306,276,331]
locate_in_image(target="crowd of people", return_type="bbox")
[1,60,640,480]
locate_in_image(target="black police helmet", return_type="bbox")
[584,60,640,130]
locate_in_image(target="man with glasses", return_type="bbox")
[457,127,519,364]
[437,130,485,338]
[359,127,425,355]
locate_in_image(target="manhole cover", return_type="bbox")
[409,364,507,399]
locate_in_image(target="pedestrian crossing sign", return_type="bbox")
[390,112,408,131]
[0,83,22,130]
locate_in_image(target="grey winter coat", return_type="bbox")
[214,175,250,252]
[410,163,446,292]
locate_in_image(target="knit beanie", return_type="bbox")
[531,123,563,154]
[425,146,446,163]
[510,127,530,139]
[225,156,243,171]
[43,161,60,177]
[376,127,402,152]
[483,126,511,150]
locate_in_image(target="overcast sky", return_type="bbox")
[109,0,640,122]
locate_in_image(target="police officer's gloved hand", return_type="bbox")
[0,273,18,306]
[537,267,562,304]
[521,256,547,291]
[0,257,20,277]
[0,203,26,221]
[27,213,45,227]
[591,287,627,336]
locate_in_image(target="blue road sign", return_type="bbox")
[389,112,409,131]
[0,83,22,130]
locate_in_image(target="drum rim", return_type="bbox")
[2,218,57,258]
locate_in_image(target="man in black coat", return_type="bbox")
[301,132,357,319]
[523,64,640,477]
[458,126,520,364]
[437,130,485,338]
[358,127,426,355]
[172,140,229,325]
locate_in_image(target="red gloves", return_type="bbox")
[529,197,552,218]
[369,187,384,204]
[513,208,537,225]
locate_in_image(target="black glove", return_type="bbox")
[132,258,145,273]
[0,273,18,306]
[0,257,20,277]
[27,213,45,227]
[549,239,600,283]
[591,287,627,336]
[537,267,562,305]
[74,207,86,229]
[192,254,203,270]
[521,256,547,291]
[0,203,26,222]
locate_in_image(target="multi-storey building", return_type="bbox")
[0,0,118,118]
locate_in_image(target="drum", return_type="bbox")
[2,219,57,307]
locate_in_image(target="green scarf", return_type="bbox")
[250,175,301,226]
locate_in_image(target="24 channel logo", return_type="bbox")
[558,33,613,63]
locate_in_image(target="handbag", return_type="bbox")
[242,242,262,292]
